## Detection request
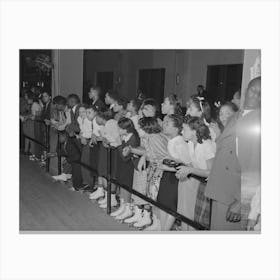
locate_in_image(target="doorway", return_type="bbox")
[206,64,243,105]
[138,68,165,106]
[83,71,114,104]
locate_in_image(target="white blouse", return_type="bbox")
[188,139,216,170]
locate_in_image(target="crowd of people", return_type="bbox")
[20,77,261,231]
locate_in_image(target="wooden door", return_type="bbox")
[206,64,243,105]
[138,68,165,106]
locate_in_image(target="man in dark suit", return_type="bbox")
[88,85,106,111]
[41,91,52,122]
[205,111,242,230]
[65,94,84,191]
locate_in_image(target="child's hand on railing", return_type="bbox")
[122,146,131,157]
[175,166,193,180]
[80,137,87,145]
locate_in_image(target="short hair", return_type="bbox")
[246,77,261,97]
[106,89,118,101]
[232,89,241,99]
[166,94,183,115]
[26,90,35,100]
[142,98,157,108]
[138,117,162,134]
[97,109,113,121]
[67,94,80,104]
[221,101,239,113]
[116,96,128,109]
[165,114,184,132]
[191,96,212,123]
[183,116,211,144]
[130,99,141,113]
[42,91,51,97]
[79,103,89,109]
[53,95,67,106]
[118,117,137,134]
[89,85,102,96]
[87,104,99,113]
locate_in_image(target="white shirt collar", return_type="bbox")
[122,133,133,143]
[72,104,77,113]
[110,104,115,110]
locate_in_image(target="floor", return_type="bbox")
[19,155,135,232]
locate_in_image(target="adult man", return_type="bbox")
[236,77,261,230]
[40,91,52,122]
[205,77,261,231]
[88,85,105,111]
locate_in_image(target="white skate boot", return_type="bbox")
[115,203,133,220]
[98,191,107,204]
[99,194,118,209]
[144,214,161,231]
[89,187,104,200]
[110,199,125,217]
[133,209,152,228]
[123,205,142,224]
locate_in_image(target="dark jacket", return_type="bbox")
[92,99,106,111]
[205,113,241,205]
[66,104,81,136]
[41,101,52,121]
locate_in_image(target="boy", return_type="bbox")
[113,96,128,121]
[80,106,99,190]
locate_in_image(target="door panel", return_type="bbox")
[138,68,165,106]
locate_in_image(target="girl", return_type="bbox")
[124,117,169,228]
[113,96,128,121]
[110,118,140,219]
[90,110,121,208]
[176,116,216,230]
[217,101,239,132]
[126,99,141,131]
[156,114,191,231]
[186,96,221,141]
[161,94,183,116]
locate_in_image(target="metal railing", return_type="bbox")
[21,122,211,230]
[20,118,50,172]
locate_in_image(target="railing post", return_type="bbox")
[45,123,50,173]
[57,131,62,175]
[106,147,112,215]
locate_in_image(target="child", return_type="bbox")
[186,96,220,141]
[156,114,190,231]
[231,90,241,109]
[113,96,128,121]
[124,117,169,229]
[217,101,239,132]
[110,118,140,218]
[176,116,216,230]
[80,106,99,190]
[89,109,121,208]
[161,94,183,116]
[77,104,92,141]
[126,99,141,131]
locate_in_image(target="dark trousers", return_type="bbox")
[66,137,82,189]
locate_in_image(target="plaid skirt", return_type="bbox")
[194,182,211,229]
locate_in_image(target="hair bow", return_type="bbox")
[214,101,221,108]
